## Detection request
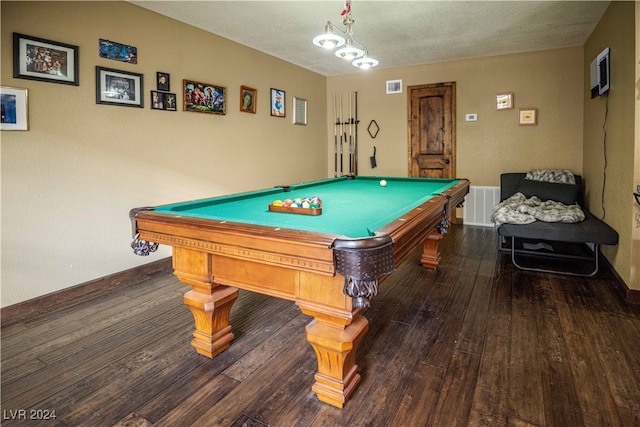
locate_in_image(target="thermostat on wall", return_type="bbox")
[465,113,478,121]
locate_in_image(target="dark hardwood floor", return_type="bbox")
[2,226,639,426]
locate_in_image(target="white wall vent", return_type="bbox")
[463,186,501,227]
[386,80,402,94]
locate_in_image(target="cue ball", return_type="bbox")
[380,180,387,187]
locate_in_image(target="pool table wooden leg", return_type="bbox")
[182,286,238,358]
[173,247,239,358]
[298,304,368,408]
[421,231,443,269]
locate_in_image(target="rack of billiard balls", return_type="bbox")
[269,197,322,215]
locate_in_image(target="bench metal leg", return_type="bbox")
[509,237,600,277]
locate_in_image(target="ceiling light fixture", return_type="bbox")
[312,0,378,70]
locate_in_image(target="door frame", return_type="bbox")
[407,82,457,178]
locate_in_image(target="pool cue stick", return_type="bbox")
[339,92,344,176]
[348,92,353,175]
[333,93,338,177]
[354,91,358,176]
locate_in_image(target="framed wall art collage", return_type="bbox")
[495,91,538,126]
[4,32,305,130]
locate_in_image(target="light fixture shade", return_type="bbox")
[335,46,364,61]
[312,5,378,70]
[353,56,379,69]
[313,33,345,49]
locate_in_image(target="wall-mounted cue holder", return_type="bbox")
[333,92,360,177]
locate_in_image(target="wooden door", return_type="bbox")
[408,83,456,178]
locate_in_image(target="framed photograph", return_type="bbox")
[151,91,177,111]
[13,33,79,86]
[157,72,170,91]
[519,108,538,126]
[183,80,225,115]
[496,92,513,110]
[99,39,137,64]
[240,86,257,114]
[271,88,285,117]
[1,86,28,131]
[292,96,307,125]
[95,66,144,108]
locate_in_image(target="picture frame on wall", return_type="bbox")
[183,79,225,115]
[496,92,514,110]
[157,72,170,91]
[13,33,79,86]
[151,91,177,111]
[95,66,144,108]
[518,108,538,126]
[99,39,137,64]
[271,88,285,117]
[240,86,257,114]
[1,86,29,131]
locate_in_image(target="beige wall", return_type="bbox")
[2,2,638,308]
[583,1,637,290]
[326,48,585,186]
[1,2,328,307]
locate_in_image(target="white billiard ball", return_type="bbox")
[380,180,387,187]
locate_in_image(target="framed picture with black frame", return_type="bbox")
[151,90,177,111]
[270,88,285,117]
[95,66,144,108]
[13,33,79,86]
[157,72,170,91]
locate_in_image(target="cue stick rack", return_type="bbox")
[333,92,359,177]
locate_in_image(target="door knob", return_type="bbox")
[444,159,450,164]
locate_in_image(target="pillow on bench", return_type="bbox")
[517,179,580,206]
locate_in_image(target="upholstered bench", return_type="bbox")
[496,173,619,276]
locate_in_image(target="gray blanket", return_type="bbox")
[491,192,585,226]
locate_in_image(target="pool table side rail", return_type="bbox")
[132,211,339,276]
[378,179,469,265]
[131,179,469,277]
[153,176,343,212]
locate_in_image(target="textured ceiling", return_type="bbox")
[129,1,610,76]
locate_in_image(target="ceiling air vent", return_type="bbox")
[386,79,402,94]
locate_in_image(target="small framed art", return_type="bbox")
[13,33,79,86]
[157,72,170,91]
[518,108,537,126]
[183,80,225,115]
[271,88,285,117]
[496,92,513,110]
[99,39,137,64]
[240,86,256,114]
[1,86,29,131]
[95,66,144,108]
[151,91,177,111]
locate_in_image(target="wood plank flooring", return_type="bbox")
[2,226,639,426]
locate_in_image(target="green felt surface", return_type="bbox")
[155,176,460,238]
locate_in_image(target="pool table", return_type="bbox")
[129,175,468,408]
